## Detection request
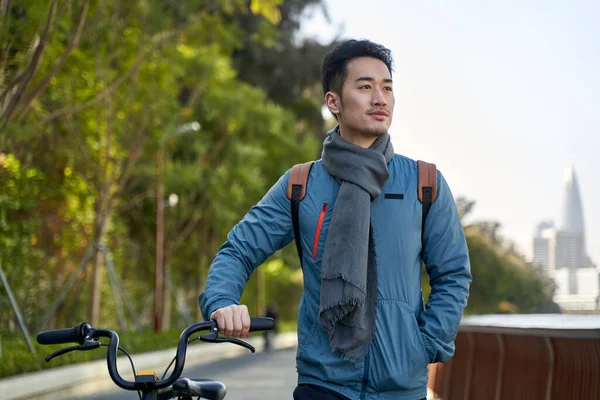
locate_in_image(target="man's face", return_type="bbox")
[327,57,395,139]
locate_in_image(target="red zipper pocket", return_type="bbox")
[313,203,328,259]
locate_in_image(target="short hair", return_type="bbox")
[321,39,394,96]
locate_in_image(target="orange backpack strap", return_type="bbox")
[286,162,314,200]
[417,160,438,203]
[286,161,314,266]
[417,160,438,242]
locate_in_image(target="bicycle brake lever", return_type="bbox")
[45,339,101,362]
[219,337,255,353]
[199,329,256,353]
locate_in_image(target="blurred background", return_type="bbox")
[0,0,598,383]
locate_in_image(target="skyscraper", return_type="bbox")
[557,165,587,270]
[532,165,599,310]
[561,165,585,234]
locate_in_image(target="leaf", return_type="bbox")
[250,0,283,25]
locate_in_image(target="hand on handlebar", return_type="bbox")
[210,304,252,338]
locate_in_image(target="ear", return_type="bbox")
[325,92,341,116]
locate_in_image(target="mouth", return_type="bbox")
[368,111,389,121]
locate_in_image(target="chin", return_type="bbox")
[364,124,389,137]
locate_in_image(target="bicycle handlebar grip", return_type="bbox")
[37,322,87,345]
[249,317,274,332]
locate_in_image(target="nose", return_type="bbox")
[371,87,387,107]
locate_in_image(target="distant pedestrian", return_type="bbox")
[264,303,278,352]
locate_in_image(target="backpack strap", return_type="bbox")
[285,160,436,264]
[417,160,438,243]
[286,161,314,266]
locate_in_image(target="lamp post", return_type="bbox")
[154,122,200,332]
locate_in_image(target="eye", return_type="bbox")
[360,84,371,89]
[384,86,393,92]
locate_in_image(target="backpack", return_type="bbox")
[285,160,438,265]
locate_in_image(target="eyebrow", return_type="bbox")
[355,76,393,83]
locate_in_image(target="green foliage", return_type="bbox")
[263,258,305,321]
[0,154,47,328]
[0,154,43,265]
[0,0,329,342]
[240,258,304,320]
[463,228,555,314]
[422,199,557,316]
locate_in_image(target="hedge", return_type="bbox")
[0,321,297,378]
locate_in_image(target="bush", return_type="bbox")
[0,322,297,379]
[0,328,176,378]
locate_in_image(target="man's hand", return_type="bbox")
[209,304,252,338]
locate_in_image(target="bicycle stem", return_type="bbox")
[93,321,214,391]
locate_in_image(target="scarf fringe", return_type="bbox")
[319,298,364,330]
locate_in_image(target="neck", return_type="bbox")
[338,126,378,149]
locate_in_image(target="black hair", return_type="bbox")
[321,39,394,96]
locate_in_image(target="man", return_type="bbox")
[199,39,472,400]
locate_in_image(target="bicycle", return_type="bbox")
[36,317,274,400]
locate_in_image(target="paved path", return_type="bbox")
[81,347,299,400]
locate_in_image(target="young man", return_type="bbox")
[199,39,472,400]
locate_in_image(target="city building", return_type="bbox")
[532,166,599,310]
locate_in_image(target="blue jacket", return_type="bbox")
[199,154,472,400]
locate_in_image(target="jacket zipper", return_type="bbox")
[359,352,370,399]
[312,203,328,258]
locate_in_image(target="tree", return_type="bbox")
[231,0,335,154]
[425,198,558,314]
[0,0,319,331]
[0,1,90,135]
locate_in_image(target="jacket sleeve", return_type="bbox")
[419,170,472,364]
[198,171,294,321]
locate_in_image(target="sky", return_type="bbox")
[298,0,600,265]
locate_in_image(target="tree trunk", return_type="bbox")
[89,207,109,327]
[161,254,172,330]
[154,149,165,331]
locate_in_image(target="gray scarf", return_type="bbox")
[319,125,394,362]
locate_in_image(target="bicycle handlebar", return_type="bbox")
[37,322,89,345]
[36,318,274,392]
